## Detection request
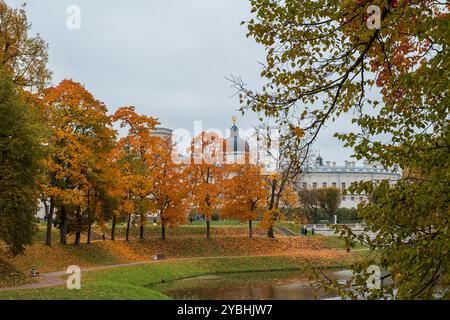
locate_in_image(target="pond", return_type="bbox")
[151,270,352,300]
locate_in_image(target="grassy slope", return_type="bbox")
[113,221,262,238]
[0,255,354,300]
[1,237,347,274]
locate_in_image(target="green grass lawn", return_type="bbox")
[113,220,262,238]
[0,255,352,300]
[29,221,260,245]
[277,221,301,234]
[32,220,306,243]
[321,236,368,251]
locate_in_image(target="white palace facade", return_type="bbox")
[299,156,402,209]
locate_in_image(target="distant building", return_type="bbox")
[299,156,401,209]
[151,127,173,141]
[222,117,250,164]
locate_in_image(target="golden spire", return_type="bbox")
[232,115,237,126]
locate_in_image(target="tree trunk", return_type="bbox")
[87,223,92,244]
[140,224,144,241]
[86,190,92,244]
[45,197,54,246]
[111,215,116,241]
[267,191,276,239]
[125,214,131,241]
[59,206,67,245]
[162,224,166,241]
[267,226,275,238]
[248,220,253,239]
[74,207,81,246]
[206,219,211,239]
[74,231,81,246]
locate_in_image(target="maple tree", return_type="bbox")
[222,164,267,238]
[190,132,225,239]
[239,0,449,298]
[102,155,127,241]
[111,106,159,241]
[148,137,190,240]
[42,80,115,245]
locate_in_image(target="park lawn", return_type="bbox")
[1,233,365,289]
[113,220,261,239]
[0,255,356,300]
[277,221,301,234]
[30,220,260,243]
[1,236,342,272]
[321,236,368,251]
[276,222,322,236]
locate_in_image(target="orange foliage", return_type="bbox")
[147,137,191,239]
[109,106,160,238]
[189,132,225,221]
[41,79,116,243]
[222,164,268,225]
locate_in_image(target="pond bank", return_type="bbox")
[0,255,360,300]
[151,269,353,300]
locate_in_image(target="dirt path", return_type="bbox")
[0,261,152,292]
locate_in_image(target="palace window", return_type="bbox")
[332,182,337,188]
[323,182,327,188]
[342,183,346,191]
[313,182,317,189]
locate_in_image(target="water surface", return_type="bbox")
[151,270,350,300]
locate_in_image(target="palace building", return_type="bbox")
[299,156,401,209]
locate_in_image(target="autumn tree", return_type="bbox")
[83,151,118,244]
[148,137,190,240]
[222,164,267,238]
[0,1,51,91]
[317,188,342,220]
[42,80,115,245]
[190,131,225,239]
[239,0,449,298]
[298,188,320,221]
[103,157,127,241]
[255,125,304,238]
[0,67,43,255]
[112,107,159,241]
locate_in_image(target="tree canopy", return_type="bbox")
[238,0,449,299]
[0,67,43,255]
[0,1,51,91]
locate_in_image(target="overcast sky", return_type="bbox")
[7,0,359,164]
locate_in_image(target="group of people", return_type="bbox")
[300,226,314,236]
